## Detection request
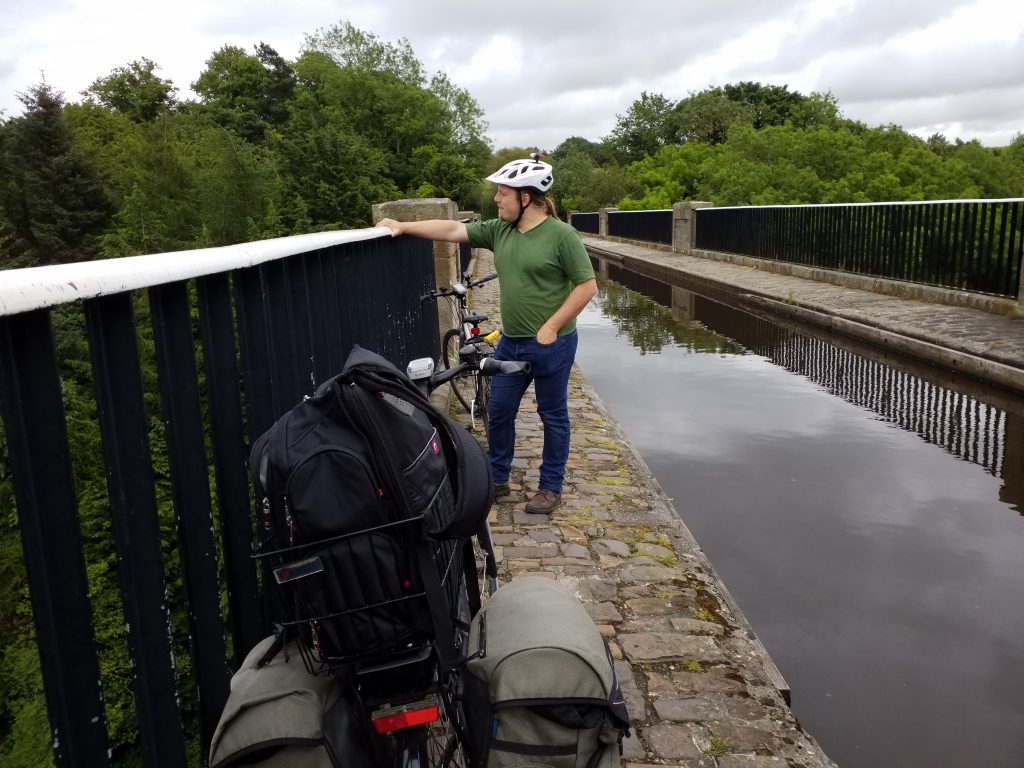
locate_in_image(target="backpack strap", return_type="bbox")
[332,377,459,675]
[344,365,495,539]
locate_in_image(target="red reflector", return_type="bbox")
[471,327,480,335]
[372,705,439,733]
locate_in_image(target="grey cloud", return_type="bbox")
[765,0,970,73]
[849,83,1024,130]
[822,36,1024,102]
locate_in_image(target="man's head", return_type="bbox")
[486,153,556,226]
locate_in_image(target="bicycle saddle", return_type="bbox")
[463,311,488,324]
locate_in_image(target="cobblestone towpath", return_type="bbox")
[451,249,837,768]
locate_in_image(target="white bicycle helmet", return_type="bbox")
[484,153,554,192]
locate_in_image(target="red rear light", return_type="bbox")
[471,327,480,335]
[372,704,439,733]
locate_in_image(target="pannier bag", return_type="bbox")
[464,577,630,768]
[209,636,382,768]
[208,636,338,768]
[250,345,494,665]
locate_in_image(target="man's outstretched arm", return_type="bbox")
[376,218,469,243]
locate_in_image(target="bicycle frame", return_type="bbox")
[424,271,502,431]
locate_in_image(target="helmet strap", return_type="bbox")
[512,190,530,230]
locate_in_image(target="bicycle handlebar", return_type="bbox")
[427,358,530,391]
[468,272,497,288]
[422,273,498,302]
[480,357,529,376]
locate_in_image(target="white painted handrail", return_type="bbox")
[0,228,393,317]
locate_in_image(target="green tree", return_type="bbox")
[406,146,479,207]
[84,59,178,123]
[100,183,170,255]
[720,81,806,129]
[275,121,398,228]
[553,152,639,214]
[671,89,753,145]
[552,136,618,167]
[608,91,678,162]
[785,91,844,130]
[304,21,425,85]
[429,71,490,161]
[254,43,297,130]
[192,45,277,142]
[0,83,111,268]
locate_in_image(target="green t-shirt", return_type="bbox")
[465,217,595,338]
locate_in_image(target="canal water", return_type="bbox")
[574,264,1024,768]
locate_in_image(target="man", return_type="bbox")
[377,154,597,514]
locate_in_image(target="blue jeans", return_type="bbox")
[487,330,579,493]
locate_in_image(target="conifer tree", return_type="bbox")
[0,83,111,268]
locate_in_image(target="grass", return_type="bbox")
[705,735,727,757]
[692,607,716,623]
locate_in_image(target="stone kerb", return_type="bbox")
[372,197,460,338]
[672,201,713,254]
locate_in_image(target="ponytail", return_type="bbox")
[523,188,557,218]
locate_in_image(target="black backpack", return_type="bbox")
[250,346,494,666]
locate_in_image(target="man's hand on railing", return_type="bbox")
[376,218,405,236]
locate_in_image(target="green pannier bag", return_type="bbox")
[209,635,340,768]
[464,577,630,768]
[209,635,380,768]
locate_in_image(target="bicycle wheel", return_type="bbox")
[386,682,470,768]
[471,370,490,431]
[428,681,471,768]
[441,328,473,416]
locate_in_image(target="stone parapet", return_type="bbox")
[599,207,617,237]
[672,201,714,253]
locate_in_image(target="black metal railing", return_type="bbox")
[696,200,1024,299]
[608,209,673,245]
[570,211,599,234]
[690,295,1017,484]
[0,231,439,767]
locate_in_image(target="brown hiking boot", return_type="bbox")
[525,489,561,514]
[494,482,511,499]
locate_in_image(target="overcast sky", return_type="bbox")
[2,0,1022,151]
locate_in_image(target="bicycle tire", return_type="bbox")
[424,685,470,768]
[472,371,490,430]
[442,327,473,416]
[386,636,473,767]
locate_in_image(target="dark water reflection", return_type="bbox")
[575,265,1024,768]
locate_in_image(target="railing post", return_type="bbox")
[0,311,111,767]
[372,198,459,341]
[1018,250,1024,313]
[599,207,617,237]
[672,201,713,253]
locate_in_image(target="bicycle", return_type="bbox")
[265,355,529,768]
[423,271,501,431]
